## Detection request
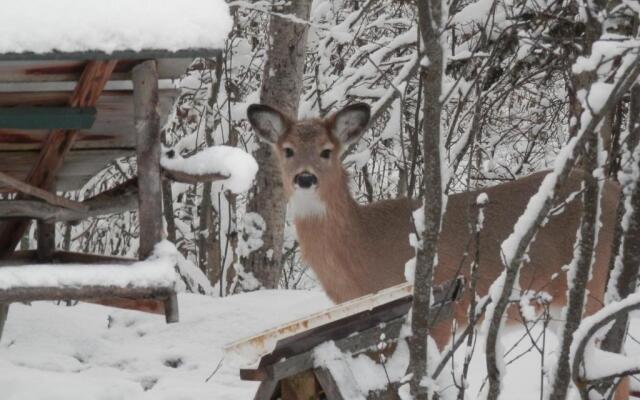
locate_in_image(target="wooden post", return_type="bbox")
[164,293,179,323]
[0,303,8,342]
[37,179,56,262]
[37,220,55,262]
[132,60,162,260]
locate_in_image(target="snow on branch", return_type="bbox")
[571,292,640,385]
[161,145,258,193]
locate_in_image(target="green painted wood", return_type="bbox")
[0,107,96,129]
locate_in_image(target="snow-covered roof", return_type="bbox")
[0,0,232,59]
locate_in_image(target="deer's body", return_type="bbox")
[296,169,619,329]
[246,102,621,351]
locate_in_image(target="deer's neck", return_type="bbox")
[291,172,371,302]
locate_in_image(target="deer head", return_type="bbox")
[247,103,370,218]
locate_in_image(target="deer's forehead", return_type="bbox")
[287,121,332,145]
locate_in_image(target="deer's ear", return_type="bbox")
[247,104,289,143]
[329,103,371,147]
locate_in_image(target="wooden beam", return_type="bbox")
[162,169,229,185]
[0,48,221,62]
[0,60,117,258]
[133,60,162,260]
[253,379,279,400]
[0,168,230,222]
[314,368,348,400]
[0,107,96,130]
[0,171,88,211]
[0,179,138,222]
[0,250,136,266]
[0,285,174,304]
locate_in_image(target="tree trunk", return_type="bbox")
[598,83,640,395]
[407,0,444,398]
[239,0,311,290]
[199,55,224,285]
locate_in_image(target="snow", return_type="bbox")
[161,146,258,194]
[0,0,232,55]
[2,289,640,399]
[0,241,177,290]
[0,290,330,400]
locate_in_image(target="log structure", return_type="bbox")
[227,280,464,400]
[0,46,226,338]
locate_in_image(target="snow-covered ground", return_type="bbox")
[0,291,638,399]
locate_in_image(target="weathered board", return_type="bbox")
[0,58,195,83]
[0,148,132,192]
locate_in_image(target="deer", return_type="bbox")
[246,102,625,395]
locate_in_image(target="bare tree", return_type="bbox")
[237,0,312,290]
[407,0,445,398]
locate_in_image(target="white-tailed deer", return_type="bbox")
[246,103,620,354]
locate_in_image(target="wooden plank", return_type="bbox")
[133,60,162,260]
[0,49,219,63]
[0,107,96,130]
[257,278,462,368]
[0,251,137,266]
[314,362,364,400]
[253,379,279,400]
[314,368,347,400]
[0,60,117,258]
[0,59,197,83]
[0,89,177,151]
[0,148,132,193]
[0,171,88,211]
[241,351,315,382]
[0,178,138,222]
[0,285,174,303]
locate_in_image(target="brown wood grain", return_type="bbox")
[0,170,87,211]
[0,149,132,193]
[0,59,191,83]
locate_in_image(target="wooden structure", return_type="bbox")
[0,46,225,338]
[227,280,464,400]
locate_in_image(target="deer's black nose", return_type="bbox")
[294,173,318,189]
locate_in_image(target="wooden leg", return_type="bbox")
[281,370,318,400]
[254,379,279,400]
[164,293,179,323]
[0,303,9,342]
[37,219,55,262]
[132,60,162,260]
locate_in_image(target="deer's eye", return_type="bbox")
[320,149,332,159]
[284,147,295,158]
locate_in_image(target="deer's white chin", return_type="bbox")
[289,188,326,219]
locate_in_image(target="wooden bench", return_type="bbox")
[226,279,464,400]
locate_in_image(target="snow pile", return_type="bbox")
[162,146,258,193]
[0,0,232,55]
[0,241,178,290]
